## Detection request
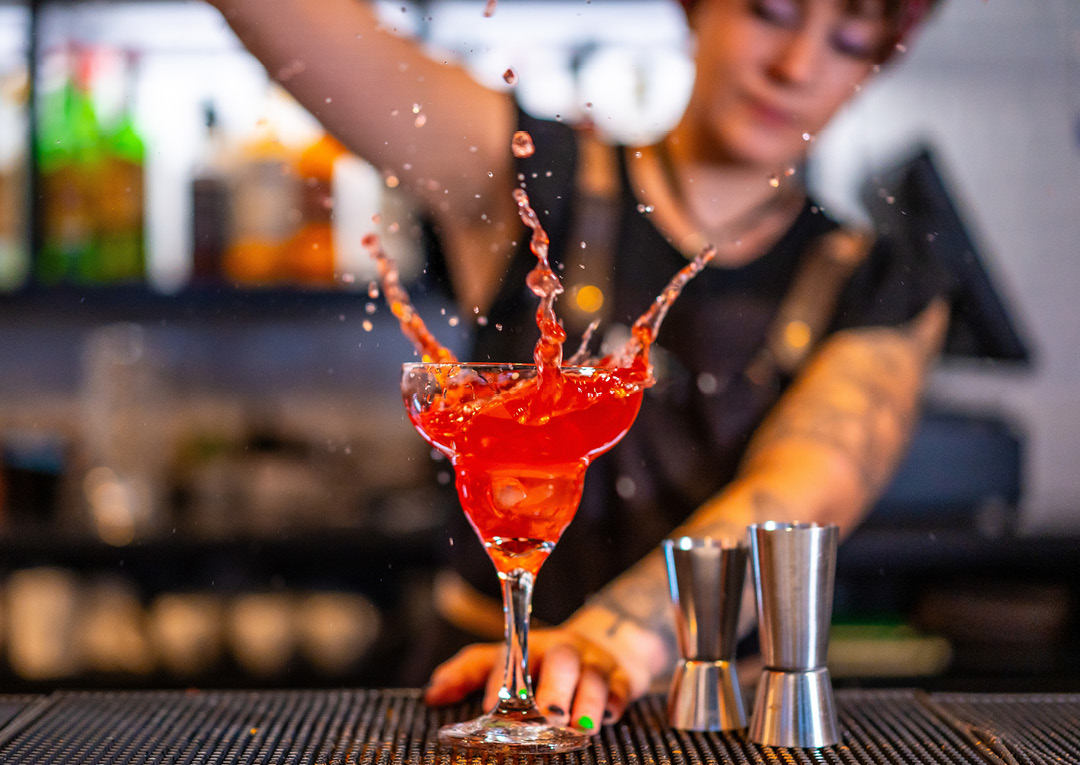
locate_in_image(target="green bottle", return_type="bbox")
[95,51,145,283]
[36,47,102,284]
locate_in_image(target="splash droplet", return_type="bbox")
[503,68,518,85]
[768,174,780,188]
[511,130,535,158]
[483,0,497,16]
[414,113,427,128]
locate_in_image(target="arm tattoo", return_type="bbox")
[587,554,680,666]
[748,332,923,497]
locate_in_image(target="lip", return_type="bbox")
[743,94,797,129]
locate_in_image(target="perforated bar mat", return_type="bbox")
[0,689,1076,765]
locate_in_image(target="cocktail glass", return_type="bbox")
[401,361,646,751]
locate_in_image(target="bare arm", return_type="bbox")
[562,297,950,692]
[207,0,520,307]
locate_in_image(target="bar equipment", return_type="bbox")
[747,522,840,748]
[663,536,748,731]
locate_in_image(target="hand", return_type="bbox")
[423,626,641,733]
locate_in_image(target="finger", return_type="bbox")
[569,665,609,735]
[534,642,582,725]
[602,668,632,723]
[425,644,500,706]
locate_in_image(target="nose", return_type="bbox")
[767,27,824,87]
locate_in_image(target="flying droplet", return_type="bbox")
[503,68,517,85]
[414,113,427,127]
[368,281,380,299]
[511,130,535,158]
[483,0,497,16]
[340,272,356,284]
[768,174,780,188]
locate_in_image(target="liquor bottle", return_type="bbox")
[0,155,25,289]
[94,50,145,283]
[280,131,346,286]
[190,102,231,285]
[0,65,29,290]
[36,47,101,284]
[222,116,298,286]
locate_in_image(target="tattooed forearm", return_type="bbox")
[744,328,927,498]
[586,553,679,666]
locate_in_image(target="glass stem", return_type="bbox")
[496,567,537,713]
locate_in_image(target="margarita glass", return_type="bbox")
[401,361,645,751]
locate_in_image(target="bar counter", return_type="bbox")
[0,688,1077,764]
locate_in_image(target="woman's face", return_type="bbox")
[683,0,894,168]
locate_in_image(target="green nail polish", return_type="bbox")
[576,715,595,731]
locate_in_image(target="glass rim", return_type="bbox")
[401,361,607,372]
[664,535,746,550]
[747,521,839,533]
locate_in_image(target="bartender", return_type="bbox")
[206,0,950,731]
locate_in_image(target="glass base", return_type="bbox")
[438,713,592,753]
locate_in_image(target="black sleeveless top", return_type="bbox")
[433,111,950,625]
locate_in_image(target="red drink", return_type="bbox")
[404,364,644,575]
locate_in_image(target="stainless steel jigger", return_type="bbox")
[663,536,748,731]
[747,522,840,748]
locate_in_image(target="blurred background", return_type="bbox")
[0,0,1077,693]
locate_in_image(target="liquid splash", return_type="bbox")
[368,130,715,380]
[513,187,565,372]
[362,233,456,363]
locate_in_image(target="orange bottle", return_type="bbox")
[281,132,347,286]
